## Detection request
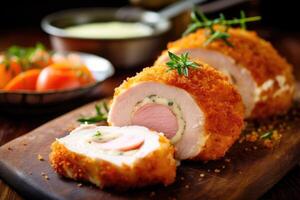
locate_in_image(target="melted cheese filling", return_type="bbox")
[254,75,293,102]
[57,125,161,166]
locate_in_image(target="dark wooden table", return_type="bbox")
[0,28,300,200]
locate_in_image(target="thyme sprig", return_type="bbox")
[260,131,273,140]
[166,51,200,77]
[77,102,109,124]
[183,8,261,47]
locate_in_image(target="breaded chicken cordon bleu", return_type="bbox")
[50,125,176,188]
[108,56,244,161]
[155,22,295,119]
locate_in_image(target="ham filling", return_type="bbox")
[130,94,185,143]
[131,103,178,139]
[58,125,161,166]
[96,134,145,151]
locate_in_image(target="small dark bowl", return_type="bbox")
[41,7,171,68]
[0,52,114,115]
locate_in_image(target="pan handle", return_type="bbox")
[158,0,207,19]
[158,0,249,19]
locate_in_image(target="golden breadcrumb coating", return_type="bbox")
[159,28,295,118]
[115,62,244,160]
[49,134,176,189]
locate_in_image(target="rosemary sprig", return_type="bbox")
[183,8,261,47]
[166,51,200,77]
[77,102,109,124]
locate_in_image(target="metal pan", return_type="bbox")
[41,0,207,68]
[41,0,247,68]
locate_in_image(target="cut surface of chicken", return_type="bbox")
[50,125,177,188]
[109,63,244,160]
[109,82,206,159]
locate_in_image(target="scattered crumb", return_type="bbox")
[225,158,231,162]
[257,128,262,132]
[239,106,300,148]
[214,169,221,173]
[263,139,273,148]
[180,177,185,180]
[222,165,226,169]
[200,173,205,177]
[41,172,49,180]
[185,184,189,189]
[37,154,44,161]
[150,191,156,197]
[207,169,211,172]
[66,125,76,132]
[77,183,83,187]
[253,146,258,150]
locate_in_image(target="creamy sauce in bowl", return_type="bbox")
[64,22,154,39]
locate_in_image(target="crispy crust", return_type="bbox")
[115,62,244,160]
[160,28,295,118]
[49,135,176,189]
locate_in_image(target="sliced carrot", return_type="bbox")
[4,69,41,91]
[48,61,95,85]
[0,60,22,89]
[36,66,81,91]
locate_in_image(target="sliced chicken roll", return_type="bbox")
[50,125,176,188]
[155,28,295,118]
[108,63,244,160]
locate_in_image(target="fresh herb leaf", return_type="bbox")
[77,115,107,124]
[204,31,232,47]
[94,130,102,137]
[260,131,273,140]
[183,8,261,47]
[77,102,109,124]
[166,51,200,77]
[1,43,47,71]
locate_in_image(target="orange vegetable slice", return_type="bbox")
[0,60,22,89]
[4,69,41,91]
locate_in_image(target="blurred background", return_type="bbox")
[1,0,299,78]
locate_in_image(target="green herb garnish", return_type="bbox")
[183,8,261,47]
[94,130,102,137]
[260,131,273,140]
[77,102,109,124]
[166,51,200,77]
[2,43,47,71]
[168,101,174,106]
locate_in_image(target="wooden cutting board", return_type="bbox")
[0,99,300,200]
